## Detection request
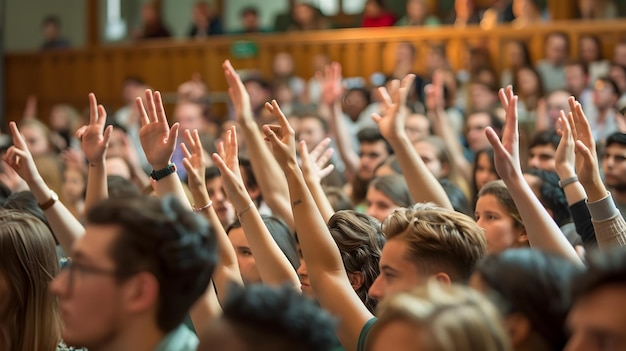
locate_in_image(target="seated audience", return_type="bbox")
[188,1,223,38]
[361,0,396,28]
[395,0,441,27]
[41,15,70,50]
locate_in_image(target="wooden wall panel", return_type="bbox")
[4,20,626,126]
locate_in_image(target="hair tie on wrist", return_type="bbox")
[193,201,213,212]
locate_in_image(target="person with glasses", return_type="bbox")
[49,195,217,351]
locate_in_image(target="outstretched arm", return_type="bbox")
[213,124,300,289]
[372,75,453,210]
[486,87,582,265]
[299,137,337,223]
[222,60,295,230]
[180,128,241,329]
[80,93,113,212]
[3,122,85,253]
[136,89,189,209]
[263,100,373,351]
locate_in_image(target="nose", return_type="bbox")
[368,275,384,300]
[528,156,539,169]
[49,269,69,297]
[297,260,308,278]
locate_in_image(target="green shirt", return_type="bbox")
[154,325,198,351]
[357,318,378,351]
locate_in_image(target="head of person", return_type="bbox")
[455,0,477,19]
[439,178,472,217]
[205,166,236,227]
[602,132,626,192]
[296,114,328,151]
[197,285,337,351]
[343,88,371,121]
[175,101,207,133]
[292,3,318,27]
[272,52,296,78]
[471,249,583,351]
[592,76,620,111]
[240,6,260,32]
[473,148,499,197]
[579,34,604,65]
[513,0,541,19]
[395,42,416,66]
[404,113,430,143]
[414,136,454,180]
[63,166,87,203]
[357,127,393,181]
[406,0,428,22]
[50,196,217,349]
[545,32,570,66]
[227,215,299,285]
[545,90,572,128]
[42,15,62,41]
[465,112,502,153]
[243,76,272,113]
[366,175,413,222]
[505,40,532,69]
[368,203,487,301]
[49,104,80,134]
[368,280,512,351]
[566,247,626,351]
[613,40,626,67]
[565,60,590,97]
[513,66,545,100]
[0,210,60,351]
[527,130,560,172]
[18,119,51,156]
[609,64,626,94]
[476,180,528,253]
[300,211,385,312]
[523,169,571,227]
[324,187,353,212]
[191,1,211,25]
[468,81,499,111]
[121,76,146,104]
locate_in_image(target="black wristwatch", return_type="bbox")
[151,163,177,181]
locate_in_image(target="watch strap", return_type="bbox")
[151,163,177,181]
[38,191,58,211]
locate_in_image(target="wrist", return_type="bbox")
[150,161,172,172]
[555,167,576,180]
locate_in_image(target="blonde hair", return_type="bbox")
[368,280,512,351]
[382,203,486,282]
[0,210,61,351]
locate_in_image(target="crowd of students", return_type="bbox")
[5,10,626,351]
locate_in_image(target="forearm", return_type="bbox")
[28,176,85,254]
[84,162,108,212]
[430,109,472,182]
[305,176,336,223]
[389,133,453,210]
[154,173,192,210]
[505,175,583,264]
[190,281,222,333]
[569,199,597,249]
[587,193,626,249]
[326,102,359,181]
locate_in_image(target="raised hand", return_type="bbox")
[371,74,416,141]
[262,100,298,169]
[568,97,602,189]
[222,60,254,123]
[181,129,206,190]
[554,110,577,179]
[0,160,28,191]
[317,62,344,106]
[299,137,335,185]
[485,86,521,181]
[211,126,250,209]
[77,93,113,165]
[424,70,445,113]
[2,122,41,184]
[136,89,180,170]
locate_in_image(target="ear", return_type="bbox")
[441,162,450,178]
[123,272,160,314]
[348,271,365,291]
[517,227,529,245]
[432,272,452,286]
[506,313,532,348]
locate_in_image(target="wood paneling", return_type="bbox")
[5,20,626,125]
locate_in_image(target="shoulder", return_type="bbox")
[357,317,379,351]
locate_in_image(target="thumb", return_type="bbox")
[262,125,281,146]
[298,140,309,160]
[167,123,180,147]
[103,125,113,147]
[574,140,594,163]
[485,127,506,156]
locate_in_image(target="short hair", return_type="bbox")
[382,203,487,282]
[86,195,217,333]
[369,174,413,208]
[545,31,570,51]
[524,169,571,227]
[345,87,372,105]
[297,113,329,134]
[475,249,583,350]
[439,179,472,217]
[107,175,140,199]
[529,129,561,150]
[596,76,620,97]
[606,132,626,148]
[369,280,511,351]
[213,284,338,351]
[42,15,61,27]
[323,186,353,212]
[357,127,393,155]
[472,148,498,200]
[328,211,385,313]
[240,6,258,17]
[226,215,300,272]
[572,247,626,300]
[243,76,272,92]
[477,180,524,230]
[565,59,589,76]
[205,165,221,181]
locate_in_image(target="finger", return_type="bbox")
[319,164,335,179]
[263,124,282,146]
[485,127,505,154]
[264,101,275,114]
[184,129,194,148]
[103,125,113,147]
[75,125,87,139]
[211,152,228,174]
[228,126,238,153]
[574,102,592,137]
[270,100,291,131]
[371,112,383,124]
[298,140,309,160]
[309,137,332,159]
[567,111,577,141]
[97,105,107,125]
[217,140,226,159]
[182,157,194,174]
[145,89,158,123]
[181,142,193,160]
[154,91,168,125]
[317,147,334,167]
[136,97,150,126]
[498,88,509,111]
[89,93,97,125]
[389,79,401,105]
[399,74,416,106]
[8,122,27,150]
[192,129,203,153]
[331,62,342,80]
[167,123,180,149]
[575,140,594,163]
[377,86,393,108]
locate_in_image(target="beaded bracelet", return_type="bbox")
[192,200,213,212]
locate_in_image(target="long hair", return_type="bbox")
[0,210,61,351]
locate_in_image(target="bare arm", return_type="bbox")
[3,122,85,253]
[373,75,453,210]
[299,137,337,223]
[263,101,373,351]
[486,87,582,265]
[213,123,300,289]
[222,60,295,230]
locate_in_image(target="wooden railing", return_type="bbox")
[4,20,626,124]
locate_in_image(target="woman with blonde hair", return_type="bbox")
[367,280,512,351]
[0,209,65,350]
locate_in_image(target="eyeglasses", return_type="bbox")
[58,257,127,292]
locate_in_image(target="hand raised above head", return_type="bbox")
[212,126,250,208]
[2,122,40,184]
[486,86,522,181]
[222,60,254,123]
[136,89,179,170]
[317,62,344,106]
[554,110,577,179]
[371,74,415,141]
[78,93,113,165]
[181,128,206,189]
[262,100,298,169]
[299,138,335,184]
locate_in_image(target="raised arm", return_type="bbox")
[319,63,359,183]
[3,122,85,253]
[136,89,189,209]
[79,93,113,212]
[569,98,626,248]
[212,125,300,289]
[222,60,294,230]
[180,128,241,330]
[299,137,337,222]
[372,75,453,210]
[263,100,373,351]
[486,87,582,265]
